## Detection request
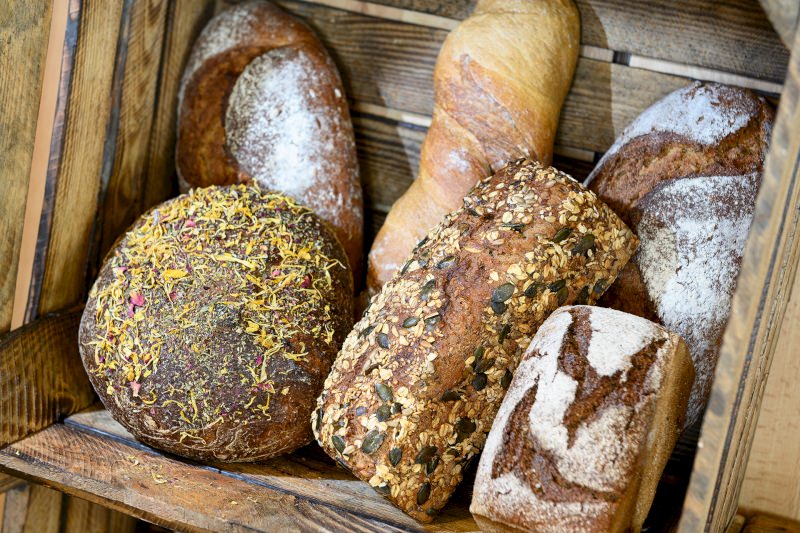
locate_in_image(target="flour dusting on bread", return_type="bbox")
[472,306,690,532]
[634,173,758,425]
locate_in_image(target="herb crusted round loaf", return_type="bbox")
[79,185,352,462]
[313,159,638,522]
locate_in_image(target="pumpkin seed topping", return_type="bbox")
[501,369,513,389]
[402,316,419,328]
[389,447,402,466]
[375,383,393,402]
[472,373,487,391]
[490,300,507,315]
[491,283,515,303]
[440,389,460,402]
[572,233,596,255]
[376,405,391,421]
[436,256,456,269]
[331,435,346,453]
[552,227,572,243]
[417,482,431,505]
[415,446,438,464]
[376,332,390,349]
[361,430,385,454]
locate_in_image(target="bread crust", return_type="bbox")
[176,0,363,282]
[586,82,773,427]
[315,160,636,522]
[470,306,693,532]
[366,0,580,292]
[79,186,352,462]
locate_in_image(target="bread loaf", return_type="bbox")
[366,0,580,292]
[80,186,352,462]
[314,160,637,522]
[586,82,773,427]
[176,0,363,281]
[471,306,694,532]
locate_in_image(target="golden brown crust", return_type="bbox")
[79,186,352,462]
[367,0,580,292]
[315,160,636,522]
[176,0,363,283]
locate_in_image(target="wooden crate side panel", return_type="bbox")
[680,26,800,533]
[0,424,421,533]
[758,0,799,47]
[0,310,94,448]
[363,0,789,82]
[91,0,169,271]
[36,0,124,316]
[0,1,53,332]
[739,269,800,518]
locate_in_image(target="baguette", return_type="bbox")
[366,0,580,292]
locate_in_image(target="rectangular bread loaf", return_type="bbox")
[470,305,694,532]
[313,159,638,522]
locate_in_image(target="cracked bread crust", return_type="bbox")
[471,306,693,532]
[313,159,637,522]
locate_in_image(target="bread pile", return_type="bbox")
[77,0,774,530]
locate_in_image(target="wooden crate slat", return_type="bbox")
[0,310,95,448]
[36,0,126,316]
[0,421,474,533]
[0,0,53,332]
[358,0,788,83]
[679,25,800,533]
[63,407,479,532]
[276,0,708,156]
[142,0,216,211]
[90,0,169,270]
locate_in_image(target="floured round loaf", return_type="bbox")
[586,81,773,427]
[79,186,352,462]
[471,306,694,532]
[314,160,637,522]
[176,0,363,282]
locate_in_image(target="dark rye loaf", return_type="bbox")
[586,81,773,428]
[314,159,637,522]
[471,306,693,533]
[80,186,352,462]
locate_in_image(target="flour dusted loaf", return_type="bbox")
[79,186,352,462]
[176,0,362,280]
[314,160,637,522]
[471,306,694,532]
[586,82,773,427]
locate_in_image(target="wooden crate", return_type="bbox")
[0,0,798,531]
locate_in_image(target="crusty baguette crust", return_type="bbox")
[176,0,363,282]
[586,82,773,427]
[80,186,352,462]
[470,306,693,533]
[315,160,636,522]
[367,0,580,292]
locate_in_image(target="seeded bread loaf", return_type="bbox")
[471,306,694,532]
[313,160,637,522]
[176,0,363,281]
[79,186,352,462]
[586,82,773,427]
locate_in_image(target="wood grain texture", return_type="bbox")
[0,476,22,494]
[2,484,62,533]
[141,0,215,211]
[741,512,800,532]
[36,0,124,316]
[679,27,800,533]
[62,495,137,533]
[0,310,95,447]
[365,0,789,82]
[0,422,466,533]
[91,0,168,271]
[759,0,799,47]
[63,407,477,532]
[740,267,800,518]
[0,0,53,332]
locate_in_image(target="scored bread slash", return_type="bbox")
[313,159,638,522]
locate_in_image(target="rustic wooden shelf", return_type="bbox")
[0,406,477,532]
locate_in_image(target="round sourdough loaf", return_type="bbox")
[176,0,362,281]
[79,186,352,462]
[586,81,774,427]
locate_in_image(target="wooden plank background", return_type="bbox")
[0,0,795,530]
